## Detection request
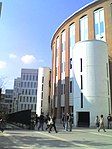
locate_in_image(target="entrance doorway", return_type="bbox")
[77,112,90,127]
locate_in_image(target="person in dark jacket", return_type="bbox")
[48,116,58,133]
[38,113,45,131]
[0,118,4,132]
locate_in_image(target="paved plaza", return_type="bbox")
[0,126,112,149]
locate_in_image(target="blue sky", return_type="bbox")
[0,0,93,90]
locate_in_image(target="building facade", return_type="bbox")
[5,89,14,113]
[18,69,38,114]
[36,67,51,116]
[73,40,110,126]
[12,77,21,113]
[51,0,112,126]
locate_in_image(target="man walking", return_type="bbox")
[98,115,106,132]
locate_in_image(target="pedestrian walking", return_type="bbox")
[95,116,100,128]
[36,114,39,127]
[65,113,69,131]
[0,118,4,132]
[107,114,111,129]
[45,114,50,131]
[98,115,106,132]
[62,113,65,129]
[48,116,58,133]
[68,114,73,131]
[38,113,45,131]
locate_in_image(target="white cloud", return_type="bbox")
[0,61,7,69]
[9,53,17,59]
[21,55,36,64]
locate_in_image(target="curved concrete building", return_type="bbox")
[51,0,112,126]
[73,40,110,126]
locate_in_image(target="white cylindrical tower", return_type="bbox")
[72,40,110,127]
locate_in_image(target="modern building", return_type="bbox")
[36,67,51,116]
[51,0,112,126]
[17,69,38,115]
[4,89,14,113]
[72,40,110,127]
[12,77,21,113]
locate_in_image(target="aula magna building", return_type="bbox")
[51,0,112,127]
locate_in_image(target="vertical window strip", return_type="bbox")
[80,58,82,72]
[94,8,105,40]
[70,81,72,93]
[69,23,75,53]
[107,80,109,95]
[81,92,83,108]
[61,30,66,52]
[106,63,108,78]
[81,75,83,89]
[80,16,88,41]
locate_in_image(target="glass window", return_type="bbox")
[61,30,66,52]
[30,97,32,102]
[81,93,83,108]
[70,58,72,69]
[80,16,88,41]
[69,23,75,54]
[26,75,28,80]
[80,58,82,72]
[81,75,83,89]
[41,92,43,99]
[94,8,105,40]
[70,81,72,93]
[27,97,29,102]
[42,77,44,83]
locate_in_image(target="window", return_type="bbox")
[70,81,72,93]
[41,92,43,99]
[61,30,66,52]
[107,80,109,95]
[31,82,33,88]
[94,8,105,40]
[106,63,108,78]
[42,84,43,91]
[34,82,36,88]
[27,97,29,102]
[81,75,83,89]
[42,76,44,83]
[28,82,30,88]
[80,16,88,41]
[41,100,43,107]
[64,84,65,94]
[80,58,82,72]
[33,75,35,81]
[33,97,35,102]
[61,84,63,95]
[26,75,28,80]
[81,93,83,108]
[31,104,33,110]
[70,58,72,69]
[69,23,75,54]
[21,82,23,87]
[56,37,59,57]
[30,97,32,102]
[29,75,31,80]
[23,74,25,80]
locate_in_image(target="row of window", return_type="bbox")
[22,74,38,81]
[55,8,105,75]
[19,96,37,103]
[21,81,37,88]
[21,89,37,95]
[20,103,36,111]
